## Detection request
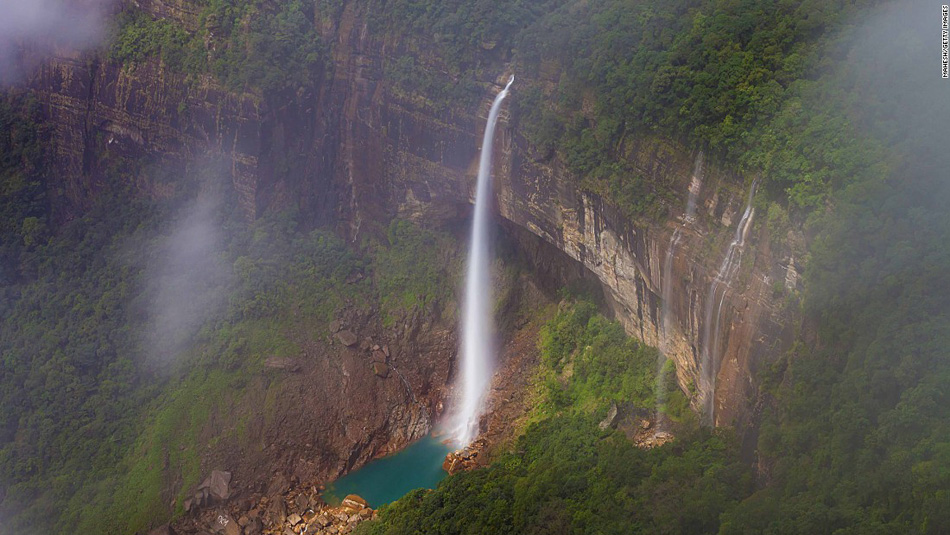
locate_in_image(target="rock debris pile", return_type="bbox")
[166,480,375,535]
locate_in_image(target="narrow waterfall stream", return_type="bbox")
[454,76,514,447]
[700,180,758,425]
[657,152,704,432]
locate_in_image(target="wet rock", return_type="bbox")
[336,330,358,347]
[372,362,390,378]
[443,440,485,475]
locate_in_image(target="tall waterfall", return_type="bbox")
[454,76,514,447]
[657,152,704,431]
[699,180,757,425]
[656,228,682,432]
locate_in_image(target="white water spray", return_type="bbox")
[454,76,514,447]
[699,180,757,425]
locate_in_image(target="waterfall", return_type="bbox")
[656,228,681,432]
[685,151,705,223]
[454,75,514,447]
[657,152,704,431]
[699,180,757,426]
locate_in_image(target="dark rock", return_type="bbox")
[314,513,331,528]
[336,330,358,347]
[211,513,241,535]
[372,362,390,378]
[198,470,232,502]
[244,517,263,535]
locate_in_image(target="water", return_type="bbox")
[699,180,757,425]
[685,151,705,223]
[454,75,514,446]
[656,152,704,430]
[323,436,453,508]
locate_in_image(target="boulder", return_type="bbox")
[287,513,302,526]
[211,513,241,535]
[382,345,390,357]
[244,517,263,535]
[371,350,387,363]
[198,470,232,502]
[314,513,331,527]
[342,494,368,509]
[329,320,342,333]
[372,362,390,378]
[336,330,358,347]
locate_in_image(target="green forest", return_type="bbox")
[1,0,948,533]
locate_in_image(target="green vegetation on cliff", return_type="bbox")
[111,0,327,93]
[358,302,749,534]
[0,95,47,273]
[0,175,457,533]
[358,3,950,534]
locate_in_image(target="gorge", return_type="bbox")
[0,1,947,534]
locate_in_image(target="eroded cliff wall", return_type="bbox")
[17,0,798,431]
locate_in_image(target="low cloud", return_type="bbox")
[0,0,114,84]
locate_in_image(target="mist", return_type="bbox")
[142,168,234,367]
[0,0,114,84]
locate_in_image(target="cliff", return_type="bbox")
[18,0,798,435]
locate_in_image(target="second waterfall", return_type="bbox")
[454,76,514,447]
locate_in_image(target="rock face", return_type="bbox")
[17,0,796,438]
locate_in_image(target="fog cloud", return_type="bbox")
[0,0,114,84]
[143,163,235,367]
